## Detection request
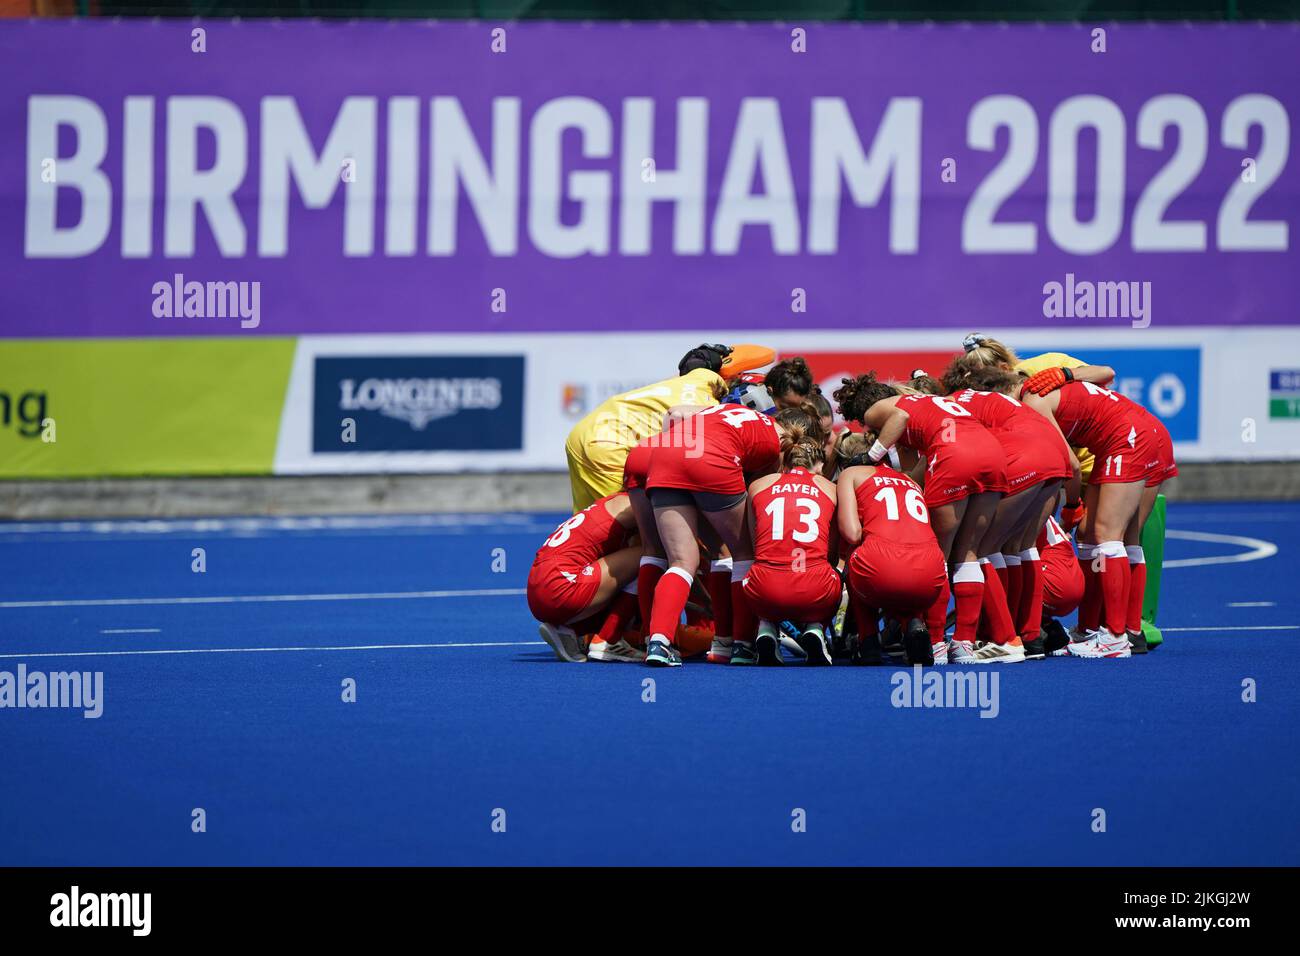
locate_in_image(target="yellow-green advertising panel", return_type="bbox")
[0,339,295,478]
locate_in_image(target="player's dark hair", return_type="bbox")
[942,357,1019,396]
[808,387,832,419]
[766,356,814,400]
[774,403,827,448]
[832,372,896,425]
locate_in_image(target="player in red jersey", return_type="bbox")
[939,362,1080,661]
[624,432,727,660]
[1021,380,1177,659]
[1037,511,1085,653]
[833,373,1009,665]
[641,404,822,667]
[837,457,949,666]
[744,436,841,665]
[527,492,644,663]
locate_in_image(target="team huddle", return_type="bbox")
[527,335,1176,667]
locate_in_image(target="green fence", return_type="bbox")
[91,1,1300,22]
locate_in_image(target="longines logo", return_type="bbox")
[337,376,503,430]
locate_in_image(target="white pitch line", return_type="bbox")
[99,628,161,634]
[0,641,546,660]
[0,587,525,610]
[1227,601,1277,608]
[1161,625,1298,632]
[1163,530,1278,568]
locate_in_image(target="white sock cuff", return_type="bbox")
[953,561,984,585]
[664,566,695,585]
[1019,548,1040,562]
[622,580,638,596]
[1126,545,1146,564]
[640,556,668,569]
[709,557,734,574]
[1003,555,1022,567]
[1077,542,1096,559]
[978,556,991,566]
[730,559,754,581]
[987,553,1007,569]
[1097,540,1127,560]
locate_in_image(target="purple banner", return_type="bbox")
[1,19,1298,338]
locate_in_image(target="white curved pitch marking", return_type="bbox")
[1164,530,1278,569]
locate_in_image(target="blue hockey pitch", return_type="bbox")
[1,501,1295,866]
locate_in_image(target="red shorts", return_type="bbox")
[1041,543,1084,617]
[1090,416,1177,487]
[647,451,744,496]
[742,562,842,624]
[923,434,1009,507]
[623,441,651,490]
[526,557,603,625]
[847,537,947,618]
[1001,438,1074,496]
[1149,423,1179,487]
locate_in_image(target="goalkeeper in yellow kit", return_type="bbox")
[564,344,773,513]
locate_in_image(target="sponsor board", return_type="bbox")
[1269,370,1300,421]
[312,356,524,453]
[0,338,292,478]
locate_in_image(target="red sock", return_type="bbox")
[595,591,638,643]
[1016,552,1044,640]
[981,561,1019,644]
[925,574,950,642]
[1126,552,1147,636]
[952,562,984,644]
[648,567,692,643]
[731,578,758,644]
[1096,542,1130,637]
[1078,547,1102,632]
[1006,561,1024,622]
[637,560,666,635]
[707,566,733,638]
[996,563,1009,592]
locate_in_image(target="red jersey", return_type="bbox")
[646,405,781,495]
[1052,381,1150,453]
[893,394,1008,506]
[951,388,1074,487]
[533,493,627,569]
[751,467,836,568]
[897,393,999,455]
[853,465,936,547]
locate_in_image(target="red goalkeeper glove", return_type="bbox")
[1059,500,1087,533]
[1023,366,1074,395]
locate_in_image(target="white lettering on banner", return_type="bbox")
[23,92,1289,259]
[338,377,503,430]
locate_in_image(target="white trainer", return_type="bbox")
[538,623,587,663]
[931,641,950,665]
[587,638,644,663]
[706,636,734,664]
[971,640,1026,663]
[950,639,977,664]
[1067,629,1131,659]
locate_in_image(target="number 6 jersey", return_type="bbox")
[645,405,781,495]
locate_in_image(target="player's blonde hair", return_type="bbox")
[961,333,1019,369]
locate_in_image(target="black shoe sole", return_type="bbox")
[756,634,784,666]
[797,632,832,666]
